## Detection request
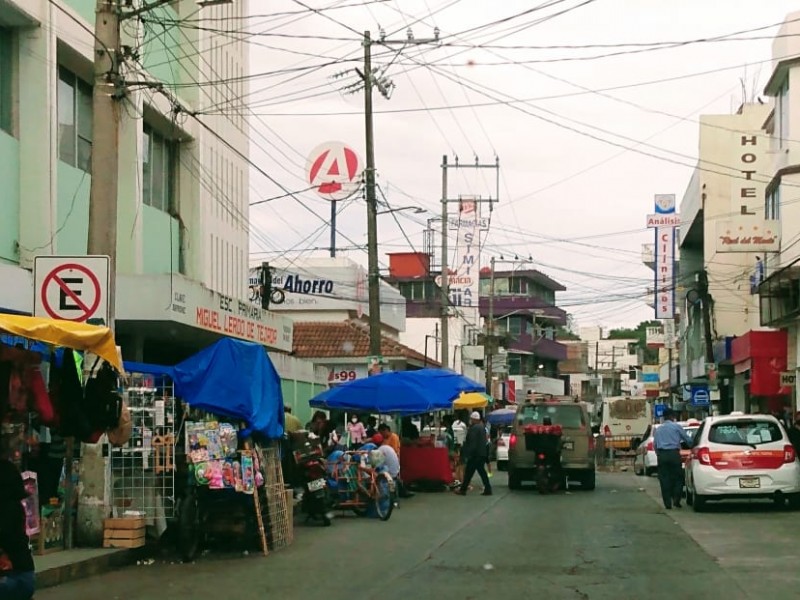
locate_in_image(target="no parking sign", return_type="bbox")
[34,256,110,325]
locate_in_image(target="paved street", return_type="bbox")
[37,471,799,600]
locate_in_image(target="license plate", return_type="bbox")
[739,477,760,489]
[563,441,574,450]
[308,478,326,492]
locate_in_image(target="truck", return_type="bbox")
[600,396,651,450]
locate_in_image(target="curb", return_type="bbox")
[36,547,146,590]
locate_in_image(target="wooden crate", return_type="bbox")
[103,518,146,549]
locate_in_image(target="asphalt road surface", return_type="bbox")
[38,472,778,600]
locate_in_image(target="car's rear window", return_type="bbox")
[518,404,585,428]
[708,420,783,446]
[683,426,700,442]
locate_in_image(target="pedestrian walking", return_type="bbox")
[0,460,35,600]
[454,412,492,496]
[654,409,693,509]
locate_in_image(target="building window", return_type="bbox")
[57,69,92,172]
[766,185,781,220]
[398,280,434,301]
[777,79,789,148]
[143,125,176,212]
[0,27,12,134]
[509,278,527,294]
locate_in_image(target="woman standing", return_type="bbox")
[0,460,35,600]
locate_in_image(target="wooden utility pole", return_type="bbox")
[362,30,381,357]
[88,0,121,328]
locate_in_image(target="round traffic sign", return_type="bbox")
[40,263,102,322]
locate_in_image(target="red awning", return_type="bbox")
[731,330,789,396]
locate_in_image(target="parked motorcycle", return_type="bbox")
[291,434,332,526]
[524,423,564,495]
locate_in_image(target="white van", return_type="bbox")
[601,396,651,450]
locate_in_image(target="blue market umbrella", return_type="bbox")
[309,368,484,416]
[487,408,517,426]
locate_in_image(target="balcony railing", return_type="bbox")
[505,333,567,361]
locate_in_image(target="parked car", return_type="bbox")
[685,413,800,512]
[508,397,596,490]
[495,428,512,471]
[633,420,701,476]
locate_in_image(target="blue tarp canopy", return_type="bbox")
[309,368,484,416]
[487,407,516,426]
[172,338,285,439]
[124,361,176,378]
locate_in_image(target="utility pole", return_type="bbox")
[88,0,122,328]
[486,256,496,394]
[440,154,449,368]
[362,30,381,356]
[440,156,501,371]
[353,28,440,359]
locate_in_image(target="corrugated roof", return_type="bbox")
[293,320,438,366]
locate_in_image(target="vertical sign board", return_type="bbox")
[646,194,679,319]
[33,256,110,325]
[442,197,488,308]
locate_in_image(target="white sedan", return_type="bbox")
[685,413,800,511]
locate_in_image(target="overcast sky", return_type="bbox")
[237,0,798,331]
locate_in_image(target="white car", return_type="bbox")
[633,420,701,476]
[495,429,511,471]
[685,413,800,512]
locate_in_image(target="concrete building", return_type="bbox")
[566,328,640,399]
[678,99,777,414]
[0,0,302,363]
[384,252,483,384]
[755,10,800,416]
[477,267,568,398]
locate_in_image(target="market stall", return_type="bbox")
[113,338,290,561]
[309,369,484,487]
[0,314,123,555]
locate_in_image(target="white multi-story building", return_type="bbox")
[0,0,295,361]
[756,10,800,415]
[677,102,774,414]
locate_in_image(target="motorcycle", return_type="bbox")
[291,434,332,526]
[524,424,564,495]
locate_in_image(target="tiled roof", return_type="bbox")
[293,320,438,366]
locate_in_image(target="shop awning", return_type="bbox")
[731,330,788,396]
[0,314,121,370]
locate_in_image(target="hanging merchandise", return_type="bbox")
[109,373,177,524]
[0,316,124,555]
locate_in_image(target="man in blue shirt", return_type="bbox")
[653,409,694,509]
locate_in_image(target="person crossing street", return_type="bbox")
[455,412,492,496]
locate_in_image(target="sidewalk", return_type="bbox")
[36,547,142,590]
[636,472,798,597]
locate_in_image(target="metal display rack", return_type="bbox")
[109,374,176,523]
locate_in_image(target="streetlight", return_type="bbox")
[377,205,425,215]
